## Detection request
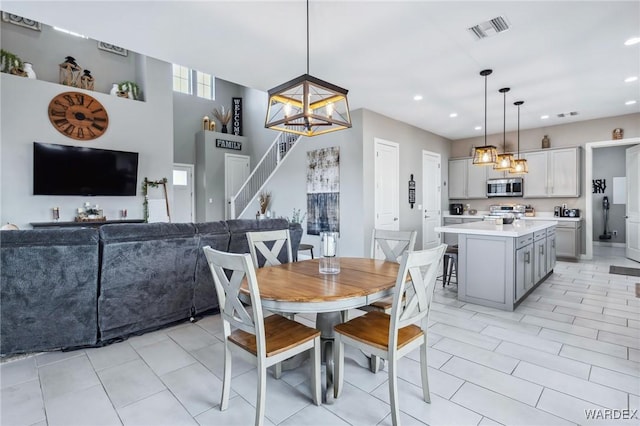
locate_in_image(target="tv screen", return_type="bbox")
[33,142,139,196]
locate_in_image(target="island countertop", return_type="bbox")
[434,219,557,237]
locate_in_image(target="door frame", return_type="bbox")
[172,163,195,223]
[584,137,640,259]
[422,149,442,249]
[224,153,251,219]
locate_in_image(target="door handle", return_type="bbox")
[394,217,398,221]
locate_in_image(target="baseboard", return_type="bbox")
[592,241,626,248]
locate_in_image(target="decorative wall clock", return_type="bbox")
[48,91,109,140]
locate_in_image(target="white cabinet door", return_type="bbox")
[523,151,548,197]
[449,159,467,199]
[549,148,579,197]
[467,159,487,198]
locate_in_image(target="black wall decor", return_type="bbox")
[232,97,242,136]
[592,179,606,193]
[408,174,416,208]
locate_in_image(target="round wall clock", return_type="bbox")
[48,91,109,140]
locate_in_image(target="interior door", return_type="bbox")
[225,154,250,219]
[172,163,194,223]
[422,151,441,249]
[626,144,640,262]
[374,139,399,232]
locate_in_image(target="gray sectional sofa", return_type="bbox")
[0,219,302,357]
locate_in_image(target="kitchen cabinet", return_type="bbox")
[556,220,582,260]
[546,227,557,271]
[448,158,487,199]
[515,235,534,301]
[533,230,548,283]
[523,147,580,198]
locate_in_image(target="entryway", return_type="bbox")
[225,154,250,219]
[172,163,194,223]
[422,150,441,249]
[373,138,399,258]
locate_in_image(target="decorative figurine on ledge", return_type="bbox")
[59,56,82,87]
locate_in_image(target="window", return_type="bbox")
[196,71,214,100]
[173,169,188,186]
[172,64,192,95]
[172,65,215,100]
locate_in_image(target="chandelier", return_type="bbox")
[472,69,498,165]
[264,0,351,137]
[509,100,528,174]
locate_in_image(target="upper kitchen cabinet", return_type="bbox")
[449,158,487,199]
[523,147,581,198]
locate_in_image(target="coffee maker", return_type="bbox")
[450,203,464,215]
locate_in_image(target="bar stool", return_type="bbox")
[296,243,314,261]
[442,245,458,287]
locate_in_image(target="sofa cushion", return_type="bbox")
[98,223,198,341]
[1,228,99,355]
[193,221,230,314]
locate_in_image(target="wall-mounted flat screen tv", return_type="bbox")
[33,142,139,196]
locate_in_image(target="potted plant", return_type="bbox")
[0,49,24,74]
[258,191,271,219]
[212,106,232,133]
[118,81,141,100]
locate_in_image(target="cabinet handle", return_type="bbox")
[540,245,544,255]
[525,252,530,264]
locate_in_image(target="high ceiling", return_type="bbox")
[4,1,640,140]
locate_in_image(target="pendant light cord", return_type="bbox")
[503,90,506,152]
[484,74,487,145]
[517,104,520,159]
[306,0,310,74]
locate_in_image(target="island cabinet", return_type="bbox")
[515,234,534,301]
[434,220,556,311]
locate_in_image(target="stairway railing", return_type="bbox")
[229,130,301,219]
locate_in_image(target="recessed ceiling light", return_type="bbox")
[624,37,640,46]
[625,100,637,105]
[449,113,458,118]
[541,115,549,120]
[474,126,482,131]
[625,76,638,83]
[413,95,423,101]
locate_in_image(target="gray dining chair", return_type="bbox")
[202,246,321,426]
[333,244,447,426]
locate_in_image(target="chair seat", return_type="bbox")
[229,314,320,357]
[367,296,394,311]
[334,311,423,352]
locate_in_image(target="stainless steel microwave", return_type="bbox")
[487,178,523,197]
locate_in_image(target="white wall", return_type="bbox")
[0,57,174,229]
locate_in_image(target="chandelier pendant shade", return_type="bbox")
[265,0,351,137]
[473,69,498,166]
[494,87,513,171]
[509,100,528,174]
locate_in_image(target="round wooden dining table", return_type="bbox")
[241,257,400,402]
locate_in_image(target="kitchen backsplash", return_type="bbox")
[448,198,583,214]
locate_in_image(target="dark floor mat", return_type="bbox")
[609,265,640,277]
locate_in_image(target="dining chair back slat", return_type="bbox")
[246,229,293,268]
[370,229,418,263]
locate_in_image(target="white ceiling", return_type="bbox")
[4,1,640,140]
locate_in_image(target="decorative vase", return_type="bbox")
[612,128,623,140]
[319,231,340,274]
[541,135,550,149]
[23,62,36,79]
[110,83,119,96]
[221,124,228,134]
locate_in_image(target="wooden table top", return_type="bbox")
[244,257,400,313]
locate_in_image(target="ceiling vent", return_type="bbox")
[468,16,510,40]
[557,111,579,118]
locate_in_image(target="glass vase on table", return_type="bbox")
[319,231,340,274]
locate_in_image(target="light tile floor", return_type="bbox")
[2,246,639,425]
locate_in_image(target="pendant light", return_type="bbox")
[264,0,351,137]
[509,101,528,174]
[494,87,514,171]
[472,69,498,166]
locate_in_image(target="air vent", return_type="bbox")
[468,16,510,40]
[557,111,579,118]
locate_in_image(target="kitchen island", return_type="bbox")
[434,220,557,311]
